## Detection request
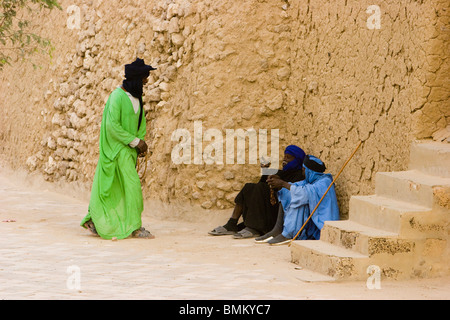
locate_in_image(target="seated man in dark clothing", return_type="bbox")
[208,145,306,239]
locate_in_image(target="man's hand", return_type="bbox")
[260,156,271,168]
[136,139,148,156]
[260,162,271,168]
[267,175,290,190]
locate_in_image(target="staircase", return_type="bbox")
[290,141,450,281]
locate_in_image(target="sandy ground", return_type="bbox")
[0,166,449,300]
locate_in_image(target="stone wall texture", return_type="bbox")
[0,0,448,218]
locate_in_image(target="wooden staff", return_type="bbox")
[288,140,362,247]
[136,152,149,180]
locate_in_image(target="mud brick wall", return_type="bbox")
[0,0,448,218]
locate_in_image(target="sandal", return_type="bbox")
[132,227,155,239]
[83,220,98,236]
[233,227,260,239]
[208,225,237,236]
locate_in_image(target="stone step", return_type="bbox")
[321,220,405,256]
[409,141,450,178]
[375,170,450,208]
[349,195,432,235]
[290,236,420,281]
[289,141,450,281]
[290,240,370,280]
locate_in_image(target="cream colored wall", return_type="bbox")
[285,0,449,216]
[0,0,448,217]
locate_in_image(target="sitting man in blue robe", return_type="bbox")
[266,155,340,245]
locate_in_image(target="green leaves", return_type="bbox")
[0,0,61,70]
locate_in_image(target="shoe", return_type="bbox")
[268,234,291,246]
[254,233,274,243]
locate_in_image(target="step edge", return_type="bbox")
[350,194,432,212]
[376,170,450,187]
[323,220,399,238]
[291,240,369,259]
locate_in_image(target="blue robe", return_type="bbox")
[278,167,339,240]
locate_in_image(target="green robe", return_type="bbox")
[81,87,146,239]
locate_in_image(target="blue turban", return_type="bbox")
[303,155,327,183]
[283,145,306,171]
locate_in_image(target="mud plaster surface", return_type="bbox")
[1,0,448,219]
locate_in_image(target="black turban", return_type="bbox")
[124,58,156,81]
[122,58,156,130]
[303,155,326,173]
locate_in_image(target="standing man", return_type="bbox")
[81,58,156,239]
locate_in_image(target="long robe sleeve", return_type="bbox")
[288,183,310,209]
[100,88,144,161]
[106,95,136,146]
